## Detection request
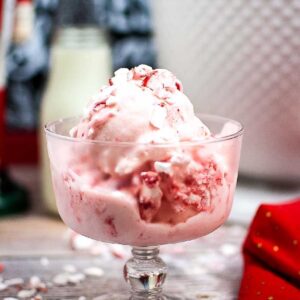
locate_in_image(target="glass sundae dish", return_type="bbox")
[45,65,243,299]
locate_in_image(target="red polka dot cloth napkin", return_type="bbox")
[239,199,300,300]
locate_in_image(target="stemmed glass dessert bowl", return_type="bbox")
[45,114,243,299]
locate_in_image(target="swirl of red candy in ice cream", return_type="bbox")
[109,64,183,97]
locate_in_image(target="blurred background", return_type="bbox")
[1,0,300,241]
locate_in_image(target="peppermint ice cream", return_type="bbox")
[46,65,242,246]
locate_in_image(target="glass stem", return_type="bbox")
[124,246,168,299]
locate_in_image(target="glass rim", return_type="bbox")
[44,113,244,147]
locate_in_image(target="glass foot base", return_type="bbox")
[124,246,168,299]
[95,246,198,300]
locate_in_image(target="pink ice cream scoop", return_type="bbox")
[70,65,209,143]
[46,65,243,246]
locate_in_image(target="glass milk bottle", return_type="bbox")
[40,17,111,214]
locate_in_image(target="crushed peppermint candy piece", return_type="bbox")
[84,267,104,277]
[0,263,4,273]
[146,69,181,98]
[188,193,201,203]
[40,257,49,267]
[139,171,163,222]
[29,276,47,291]
[78,297,86,300]
[68,273,86,284]
[109,244,127,259]
[133,64,152,79]
[52,271,86,285]
[115,156,141,175]
[89,110,116,129]
[71,233,95,251]
[140,171,160,188]
[220,243,238,256]
[17,289,36,299]
[52,273,69,286]
[0,282,8,291]
[87,128,95,138]
[154,161,172,175]
[98,85,116,102]
[69,126,78,138]
[150,105,167,129]
[31,295,43,300]
[63,264,77,273]
[114,68,130,78]
[139,184,162,222]
[106,96,118,106]
[53,272,86,286]
[4,277,24,286]
[170,153,190,166]
[110,68,131,85]
[29,276,41,288]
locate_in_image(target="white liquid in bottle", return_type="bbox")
[40,27,112,214]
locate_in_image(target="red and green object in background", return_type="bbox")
[239,199,300,299]
[0,87,29,216]
[0,169,29,216]
[0,0,29,215]
[0,88,4,163]
[1,0,38,165]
